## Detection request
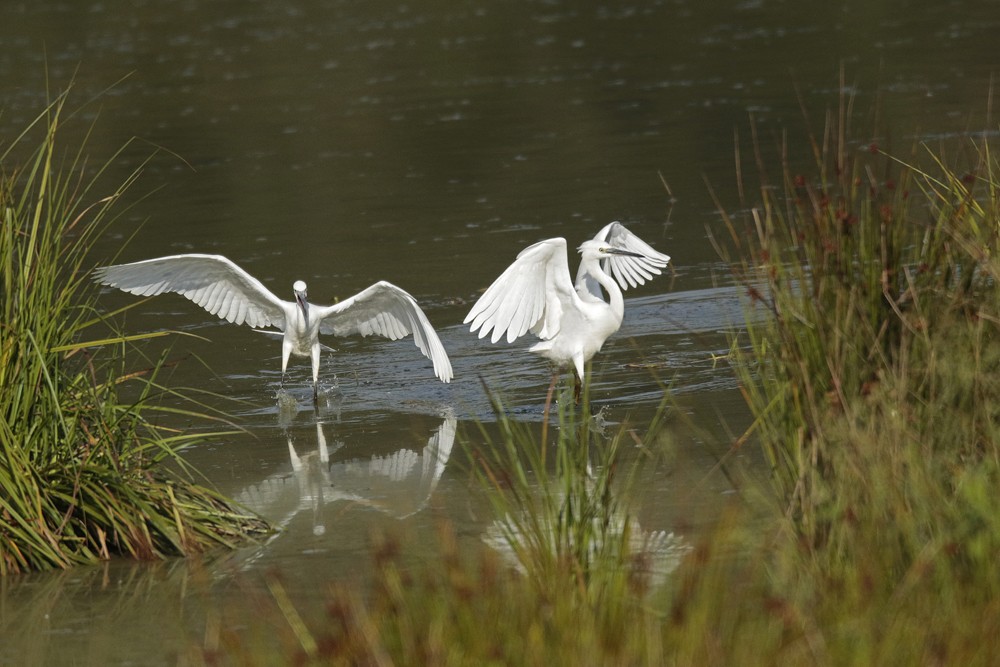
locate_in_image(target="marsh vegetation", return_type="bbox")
[3,82,999,664]
[0,91,267,575]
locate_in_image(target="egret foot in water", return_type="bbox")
[315,381,344,413]
[276,388,301,429]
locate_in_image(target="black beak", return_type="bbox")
[606,247,644,258]
[296,292,309,327]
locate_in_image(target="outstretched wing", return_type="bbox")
[576,222,671,297]
[93,253,288,330]
[315,281,453,383]
[464,237,575,344]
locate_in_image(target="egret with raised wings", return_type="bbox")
[94,254,453,398]
[464,222,669,403]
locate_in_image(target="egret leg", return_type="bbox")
[310,342,321,405]
[571,355,586,405]
[541,368,559,450]
[281,338,293,390]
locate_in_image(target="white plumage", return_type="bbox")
[93,253,453,395]
[465,222,669,386]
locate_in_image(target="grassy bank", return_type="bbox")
[0,90,267,574]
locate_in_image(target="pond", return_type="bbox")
[1,0,997,662]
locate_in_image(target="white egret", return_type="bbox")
[464,222,669,406]
[93,254,453,397]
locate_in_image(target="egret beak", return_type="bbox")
[605,247,645,258]
[296,291,309,328]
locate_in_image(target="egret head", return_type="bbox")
[577,239,644,259]
[293,280,309,322]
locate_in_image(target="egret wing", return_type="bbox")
[93,253,288,329]
[464,238,575,344]
[577,222,671,296]
[315,281,453,383]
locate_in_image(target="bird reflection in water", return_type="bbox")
[484,510,690,593]
[237,407,457,538]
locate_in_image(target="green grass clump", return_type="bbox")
[0,89,267,574]
[712,85,1000,660]
[473,383,687,602]
[722,89,1000,555]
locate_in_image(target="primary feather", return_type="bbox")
[93,253,286,329]
[576,221,671,297]
[318,281,453,383]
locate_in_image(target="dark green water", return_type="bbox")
[1,0,997,662]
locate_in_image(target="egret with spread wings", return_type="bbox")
[464,222,669,402]
[94,254,453,398]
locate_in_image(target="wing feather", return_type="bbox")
[93,253,289,330]
[315,281,453,383]
[576,222,671,296]
[235,296,249,325]
[464,238,575,344]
